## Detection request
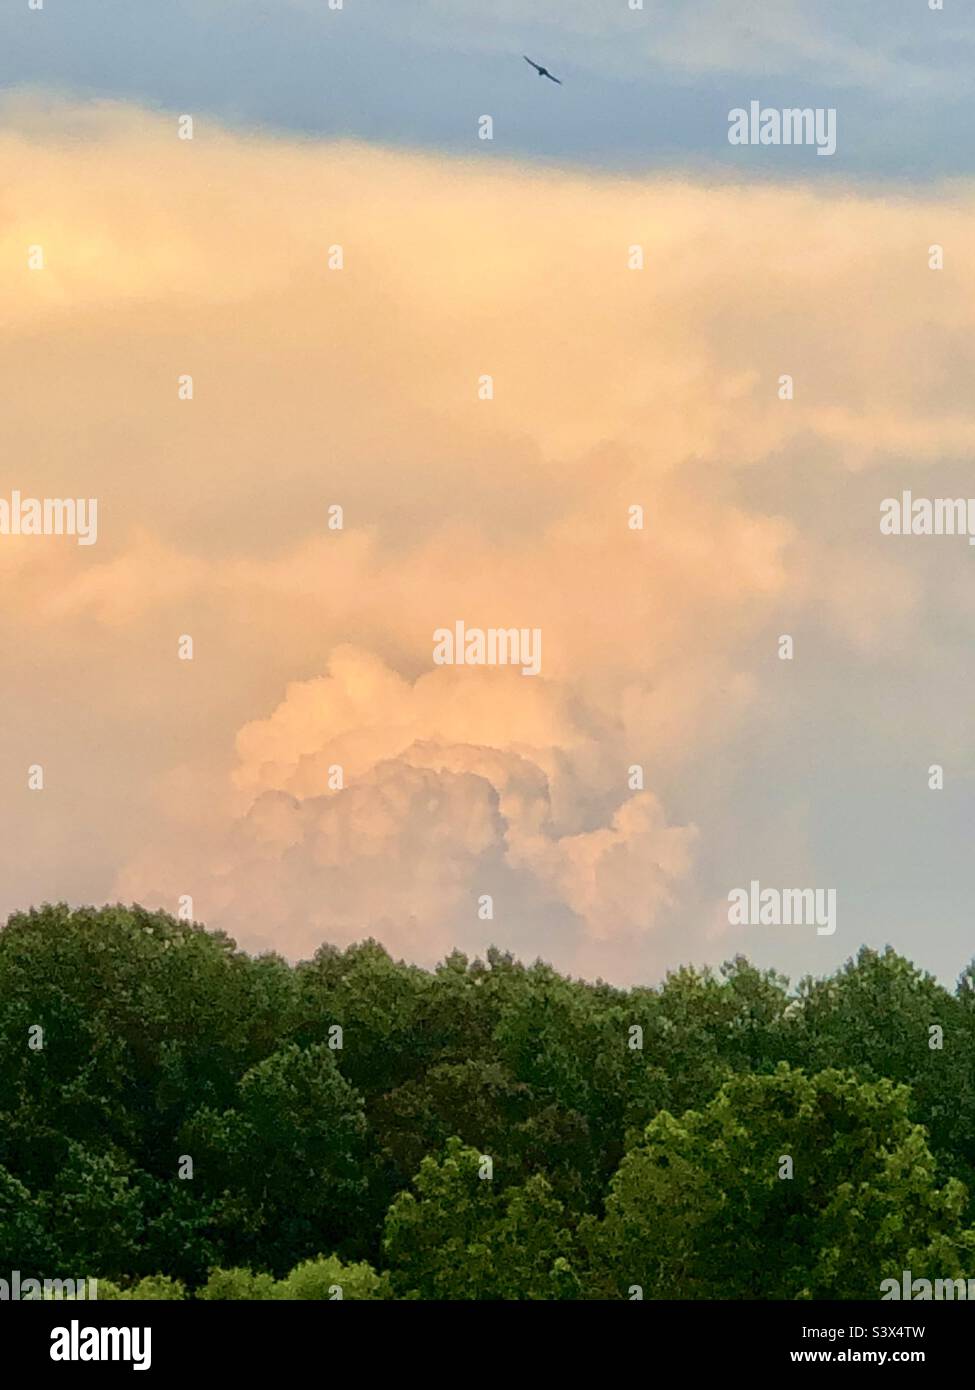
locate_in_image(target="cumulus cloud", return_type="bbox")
[117,644,698,960]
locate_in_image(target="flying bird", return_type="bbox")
[523,55,562,85]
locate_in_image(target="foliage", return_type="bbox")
[3,906,975,1297]
[594,1063,975,1299]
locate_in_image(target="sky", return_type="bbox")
[3,0,975,175]
[1,1,974,989]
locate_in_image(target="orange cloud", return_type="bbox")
[1,98,969,972]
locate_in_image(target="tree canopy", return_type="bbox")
[2,903,973,1298]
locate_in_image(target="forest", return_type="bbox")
[2,903,975,1300]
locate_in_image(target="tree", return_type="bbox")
[185,1043,367,1272]
[195,1268,277,1300]
[97,1275,185,1300]
[275,1254,387,1300]
[384,1137,579,1299]
[595,1063,975,1300]
[41,1143,145,1279]
[788,948,975,1194]
[0,1164,55,1269]
[0,903,298,1180]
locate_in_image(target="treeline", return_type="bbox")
[3,904,975,1298]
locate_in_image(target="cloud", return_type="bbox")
[1,100,973,978]
[117,644,698,962]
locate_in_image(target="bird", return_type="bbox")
[523,55,562,85]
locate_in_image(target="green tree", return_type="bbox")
[0,1164,55,1268]
[0,903,298,1187]
[42,1143,145,1279]
[595,1063,975,1300]
[384,1137,579,1299]
[195,1267,278,1300]
[788,948,975,1193]
[185,1043,367,1272]
[275,1254,387,1300]
[96,1275,186,1300]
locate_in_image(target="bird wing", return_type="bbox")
[523,55,542,71]
[546,73,562,84]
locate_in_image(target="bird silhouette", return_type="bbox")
[523,55,562,85]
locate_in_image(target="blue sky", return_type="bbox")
[3,0,975,178]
